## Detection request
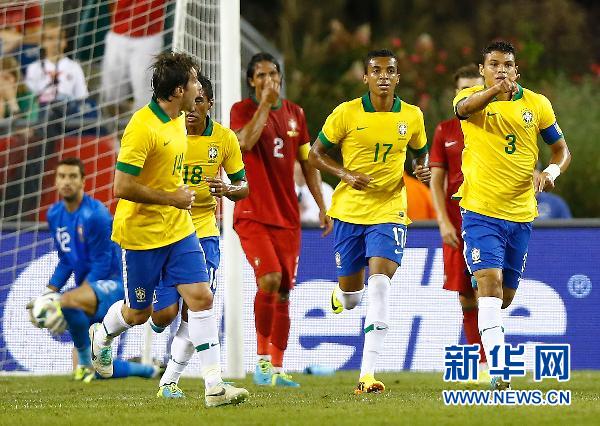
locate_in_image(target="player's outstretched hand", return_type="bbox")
[414,165,431,184]
[171,185,195,210]
[439,219,460,249]
[319,210,333,237]
[341,170,372,191]
[496,74,520,99]
[205,176,228,198]
[535,171,555,193]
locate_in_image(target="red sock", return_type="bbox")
[269,300,290,368]
[463,308,487,364]
[254,289,275,356]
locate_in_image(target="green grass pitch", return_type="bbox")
[1,371,599,425]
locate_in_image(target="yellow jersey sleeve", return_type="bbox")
[407,108,428,154]
[223,128,245,181]
[297,143,310,161]
[318,103,348,147]
[116,117,155,175]
[537,94,557,130]
[452,85,483,118]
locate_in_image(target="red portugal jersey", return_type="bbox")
[230,97,310,229]
[430,117,464,228]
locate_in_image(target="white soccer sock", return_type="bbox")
[159,321,195,386]
[257,354,271,363]
[359,274,390,378]
[478,297,505,377]
[335,285,365,310]
[187,309,222,390]
[97,300,131,346]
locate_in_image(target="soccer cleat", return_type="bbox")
[205,383,249,407]
[330,289,343,314]
[490,376,511,391]
[271,372,300,387]
[354,374,385,395]
[253,359,274,385]
[73,365,96,383]
[157,383,185,398]
[89,323,113,378]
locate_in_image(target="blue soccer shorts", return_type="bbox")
[88,278,125,323]
[123,232,209,310]
[461,209,532,289]
[152,236,220,312]
[333,219,406,277]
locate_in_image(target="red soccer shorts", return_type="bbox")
[442,238,474,295]
[234,219,300,291]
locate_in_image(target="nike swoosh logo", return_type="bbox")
[206,388,226,397]
[394,249,403,254]
[210,343,218,347]
[444,141,457,147]
[486,112,497,117]
[164,140,172,146]
[356,126,367,131]
[375,326,388,330]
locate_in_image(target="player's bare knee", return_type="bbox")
[151,304,178,328]
[182,284,213,311]
[123,306,151,325]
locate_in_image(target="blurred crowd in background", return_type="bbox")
[1,0,598,221]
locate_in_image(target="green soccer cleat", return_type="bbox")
[89,323,113,378]
[157,383,185,398]
[271,372,300,387]
[73,365,95,383]
[330,289,343,314]
[205,382,249,407]
[490,376,511,391]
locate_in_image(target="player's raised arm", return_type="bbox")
[113,170,194,210]
[309,138,371,191]
[235,55,281,152]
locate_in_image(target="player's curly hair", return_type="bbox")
[198,74,214,101]
[363,49,398,73]
[151,51,200,101]
[482,40,516,61]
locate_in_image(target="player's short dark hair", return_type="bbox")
[364,49,398,73]
[453,64,481,84]
[57,157,85,178]
[151,51,199,101]
[246,52,281,87]
[198,74,214,101]
[482,40,516,62]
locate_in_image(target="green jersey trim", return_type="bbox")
[201,116,214,136]
[227,168,246,181]
[318,131,335,148]
[409,145,429,156]
[250,93,282,110]
[116,161,142,176]
[148,98,172,123]
[361,93,401,113]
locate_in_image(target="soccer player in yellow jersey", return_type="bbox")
[453,41,571,390]
[89,53,248,407]
[148,74,248,398]
[309,49,431,394]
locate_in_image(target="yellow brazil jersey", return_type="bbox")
[452,84,562,222]
[112,99,195,250]
[319,94,428,225]
[185,117,245,238]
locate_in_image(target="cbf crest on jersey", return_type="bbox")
[521,109,534,128]
[135,287,146,303]
[287,118,299,137]
[398,121,408,137]
[208,145,219,164]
